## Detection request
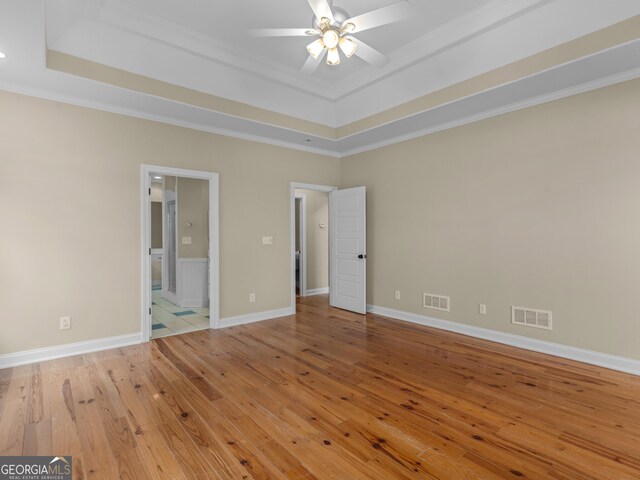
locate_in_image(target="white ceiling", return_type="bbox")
[1,0,640,157]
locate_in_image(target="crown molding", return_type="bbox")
[0,79,342,158]
[339,66,640,157]
[46,49,338,139]
[333,3,640,125]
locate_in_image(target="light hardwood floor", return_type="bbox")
[1,295,640,479]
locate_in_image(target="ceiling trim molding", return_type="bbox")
[3,52,639,161]
[41,22,640,159]
[0,80,342,158]
[47,50,338,140]
[47,12,640,145]
[339,66,640,158]
[336,14,640,137]
[47,14,640,146]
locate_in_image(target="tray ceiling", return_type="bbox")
[1,0,640,156]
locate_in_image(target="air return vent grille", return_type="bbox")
[512,306,553,330]
[423,293,450,312]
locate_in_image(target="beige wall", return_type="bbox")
[296,189,329,291]
[3,76,640,362]
[341,77,640,361]
[177,177,209,259]
[0,90,339,355]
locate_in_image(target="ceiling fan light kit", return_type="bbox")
[339,37,357,58]
[327,47,341,65]
[307,38,325,59]
[250,0,411,73]
[306,22,346,64]
[323,28,340,49]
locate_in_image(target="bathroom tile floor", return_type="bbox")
[151,289,210,339]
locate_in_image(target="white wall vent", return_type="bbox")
[511,306,553,330]
[423,293,450,312]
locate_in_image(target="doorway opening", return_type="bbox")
[291,183,335,311]
[291,183,367,315]
[142,166,219,342]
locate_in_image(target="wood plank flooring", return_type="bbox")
[2,294,640,479]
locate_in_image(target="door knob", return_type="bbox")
[358,254,367,259]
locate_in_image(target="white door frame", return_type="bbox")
[141,165,220,342]
[290,182,336,310]
[295,193,307,297]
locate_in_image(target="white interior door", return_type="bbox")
[330,187,366,314]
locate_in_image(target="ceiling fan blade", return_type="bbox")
[344,1,411,33]
[301,49,327,75]
[249,28,316,37]
[348,37,389,68]
[307,0,334,23]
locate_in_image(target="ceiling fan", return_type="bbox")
[250,0,412,74]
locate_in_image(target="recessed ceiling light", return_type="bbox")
[0,51,6,59]
[153,176,162,179]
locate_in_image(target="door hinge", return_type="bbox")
[148,188,151,195]
[149,248,151,255]
[149,307,151,315]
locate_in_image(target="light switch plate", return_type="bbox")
[479,304,487,315]
[182,236,192,245]
[262,236,273,245]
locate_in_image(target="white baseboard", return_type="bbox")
[305,287,329,296]
[0,333,143,370]
[220,306,295,328]
[369,305,640,376]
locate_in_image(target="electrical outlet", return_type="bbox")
[59,316,71,330]
[394,290,401,300]
[249,293,256,303]
[479,304,487,315]
[262,236,273,245]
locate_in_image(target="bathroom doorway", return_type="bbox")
[142,166,219,342]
